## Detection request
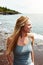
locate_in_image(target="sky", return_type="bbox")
[0,0,43,13]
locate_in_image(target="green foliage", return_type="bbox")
[0,6,21,14]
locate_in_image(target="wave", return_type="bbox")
[33,33,43,45]
[0,28,11,34]
[0,22,2,24]
[33,33,43,40]
[0,27,43,40]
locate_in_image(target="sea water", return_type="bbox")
[0,14,43,50]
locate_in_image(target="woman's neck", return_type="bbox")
[20,31,28,38]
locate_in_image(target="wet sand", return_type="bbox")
[0,33,43,65]
[34,45,43,65]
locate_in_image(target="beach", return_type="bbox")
[34,45,43,65]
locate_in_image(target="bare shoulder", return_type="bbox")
[28,33,34,46]
[6,36,12,48]
[27,32,34,39]
[7,36,13,43]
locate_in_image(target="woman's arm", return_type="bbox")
[5,37,12,55]
[31,36,35,65]
[31,47,34,63]
[28,33,35,64]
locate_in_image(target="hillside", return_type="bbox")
[0,7,21,15]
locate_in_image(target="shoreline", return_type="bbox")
[0,13,21,15]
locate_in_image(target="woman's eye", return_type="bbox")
[28,24,31,26]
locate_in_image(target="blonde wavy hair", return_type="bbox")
[6,16,29,55]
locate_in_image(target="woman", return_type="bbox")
[5,16,34,65]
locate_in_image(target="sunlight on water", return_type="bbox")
[33,33,43,40]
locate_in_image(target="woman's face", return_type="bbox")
[23,20,32,33]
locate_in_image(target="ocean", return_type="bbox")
[0,14,43,34]
[0,14,43,50]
